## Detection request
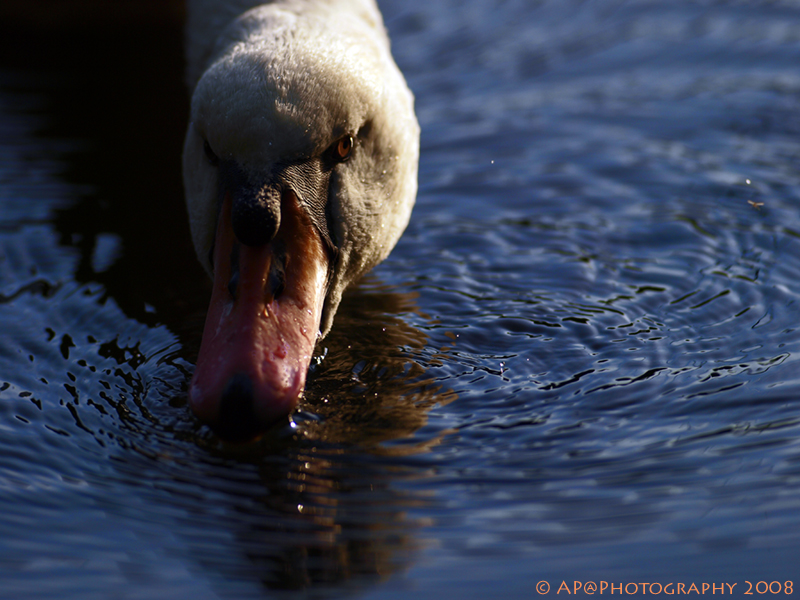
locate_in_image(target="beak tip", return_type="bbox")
[189,371,301,443]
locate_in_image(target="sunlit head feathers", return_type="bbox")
[183,2,419,335]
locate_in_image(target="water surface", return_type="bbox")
[1,1,800,598]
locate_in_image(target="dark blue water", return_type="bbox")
[2,1,800,598]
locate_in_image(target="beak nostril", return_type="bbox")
[269,266,285,299]
[268,247,286,300]
[228,242,240,300]
[227,270,240,300]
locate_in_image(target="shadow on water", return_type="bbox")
[0,3,456,595]
[0,3,209,335]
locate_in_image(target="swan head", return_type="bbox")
[182,5,419,440]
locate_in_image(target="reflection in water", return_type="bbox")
[304,281,456,450]
[195,440,432,591]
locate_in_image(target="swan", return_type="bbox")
[182,0,419,440]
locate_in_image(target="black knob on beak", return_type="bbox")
[231,183,281,247]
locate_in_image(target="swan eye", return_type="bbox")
[203,139,219,166]
[333,135,354,162]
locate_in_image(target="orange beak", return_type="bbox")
[188,188,329,441]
